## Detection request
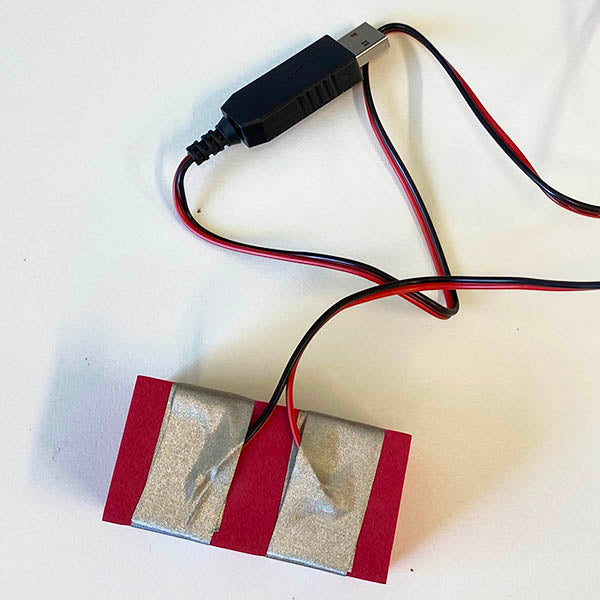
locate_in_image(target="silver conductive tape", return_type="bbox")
[267,411,385,574]
[131,384,254,543]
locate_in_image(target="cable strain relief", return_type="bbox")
[216,116,241,146]
[186,118,240,165]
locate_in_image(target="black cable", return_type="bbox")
[174,22,599,443]
[362,62,460,315]
[379,23,600,218]
[175,155,456,318]
[245,22,600,440]
[244,275,600,442]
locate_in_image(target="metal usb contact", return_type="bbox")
[337,22,390,67]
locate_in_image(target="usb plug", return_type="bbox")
[186,23,389,164]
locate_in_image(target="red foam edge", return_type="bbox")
[348,429,412,584]
[102,375,173,525]
[103,376,411,584]
[210,402,296,555]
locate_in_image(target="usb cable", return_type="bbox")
[172,22,600,444]
[185,23,389,163]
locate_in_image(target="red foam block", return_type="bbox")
[103,376,411,584]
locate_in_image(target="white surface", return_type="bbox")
[2,1,599,598]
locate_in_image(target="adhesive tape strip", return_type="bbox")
[129,383,385,574]
[131,383,254,543]
[267,411,385,574]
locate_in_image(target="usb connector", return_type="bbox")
[186,23,389,164]
[337,22,389,67]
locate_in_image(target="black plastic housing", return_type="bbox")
[220,35,361,147]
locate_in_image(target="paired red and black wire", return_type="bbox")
[281,276,600,445]
[173,23,600,445]
[379,23,600,218]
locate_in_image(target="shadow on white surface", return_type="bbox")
[166,314,548,567]
[30,325,134,505]
[27,82,251,509]
[390,418,542,564]
[535,1,600,163]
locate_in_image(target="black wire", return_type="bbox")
[245,23,600,441]
[379,23,600,218]
[244,275,600,442]
[361,63,460,315]
[176,154,456,318]
[177,23,599,442]
[175,157,389,279]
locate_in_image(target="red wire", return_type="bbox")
[286,362,302,447]
[173,158,449,319]
[280,58,465,447]
[172,163,380,280]
[450,65,599,218]
[285,40,599,446]
[362,90,455,309]
[284,279,583,444]
[174,32,597,447]
[448,66,539,174]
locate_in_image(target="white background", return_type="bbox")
[2,1,599,598]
